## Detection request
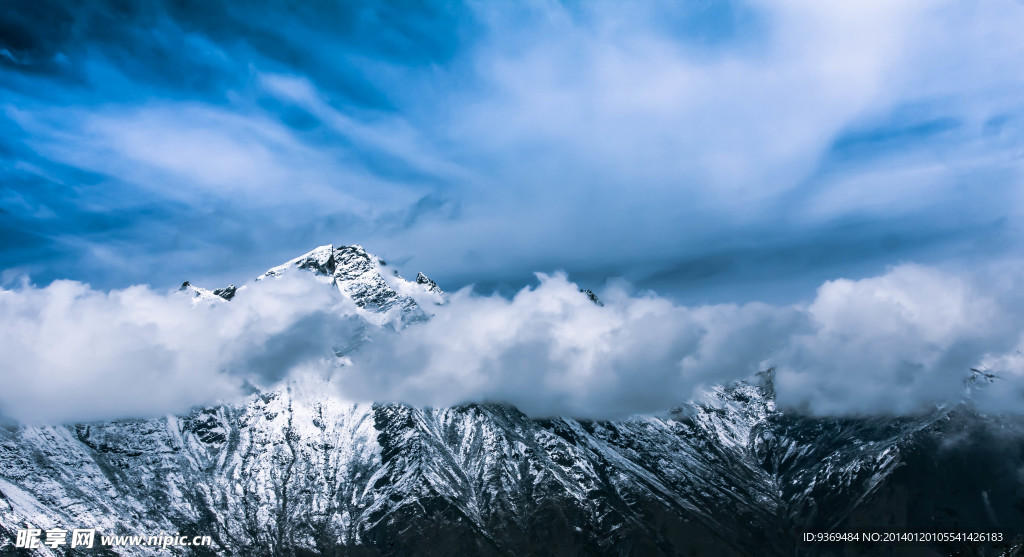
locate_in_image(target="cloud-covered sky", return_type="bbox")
[3,0,1023,302]
[3,1,1024,422]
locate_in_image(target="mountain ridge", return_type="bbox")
[1,244,1022,556]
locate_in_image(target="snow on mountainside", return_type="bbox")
[258,244,443,325]
[1,245,1022,556]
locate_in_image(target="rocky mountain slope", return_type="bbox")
[1,245,1022,556]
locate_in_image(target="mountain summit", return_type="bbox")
[183,244,444,325]
[261,243,443,319]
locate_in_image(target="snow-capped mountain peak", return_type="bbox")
[185,244,446,326]
[177,280,230,304]
[261,244,338,279]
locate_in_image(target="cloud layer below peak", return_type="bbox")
[2,262,1023,423]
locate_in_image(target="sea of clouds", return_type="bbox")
[2,263,1023,423]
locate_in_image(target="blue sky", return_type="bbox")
[2,0,1024,304]
[5,0,1024,421]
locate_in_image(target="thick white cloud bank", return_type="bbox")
[773,265,1023,415]
[343,266,1024,417]
[343,274,804,418]
[0,273,361,424]
[1,264,1023,423]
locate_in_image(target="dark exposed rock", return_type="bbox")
[213,285,237,301]
[580,288,604,306]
